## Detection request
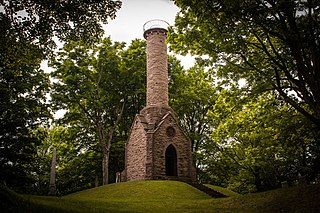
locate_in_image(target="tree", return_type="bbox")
[205,88,320,193]
[0,20,50,191]
[118,39,147,138]
[0,0,121,52]
[51,38,148,185]
[0,0,121,192]
[169,61,218,174]
[51,38,126,185]
[32,125,102,195]
[169,0,320,128]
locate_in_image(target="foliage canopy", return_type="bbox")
[169,0,320,128]
[0,0,121,192]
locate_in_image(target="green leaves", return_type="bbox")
[169,62,217,154]
[0,18,50,192]
[1,0,122,51]
[1,0,122,191]
[205,87,320,193]
[170,0,320,127]
[50,37,148,186]
[169,1,320,191]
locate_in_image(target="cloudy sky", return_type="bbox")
[103,0,194,68]
[104,0,179,43]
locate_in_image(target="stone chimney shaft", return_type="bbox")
[143,20,169,107]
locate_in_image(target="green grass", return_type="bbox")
[3,181,320,212]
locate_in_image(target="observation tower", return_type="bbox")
[122,20,195,182]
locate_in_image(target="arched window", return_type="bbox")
[165,144,177,176]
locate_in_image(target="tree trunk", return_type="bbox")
[48,148,57,196]
[96,101,125,185]
[102,145,109,185]
[95,175,99,187]
[96,118,109,185]
[253,167,263,192]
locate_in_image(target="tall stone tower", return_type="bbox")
[122,20,195,182]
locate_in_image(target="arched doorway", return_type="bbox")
[165,144,177,176]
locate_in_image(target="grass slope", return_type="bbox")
[3,181,320,212]
[30,181,211,213]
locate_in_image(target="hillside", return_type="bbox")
[2,180,320,212]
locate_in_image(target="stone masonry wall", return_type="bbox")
[152,114,193,179]
[140,105,175,127]
[126,119,147,181]
[145,29,168,106]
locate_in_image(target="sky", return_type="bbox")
[104,0,178,43]
[103,0,195,69]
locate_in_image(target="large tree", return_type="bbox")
[206,88,320,193]
[0,17,50,191]
[0,0,121,191]
[169,0,320,128]
[169,62,217,162]
[51,38,147,185]
[0,0,121,51]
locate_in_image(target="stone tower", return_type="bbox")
[122,20,195,182]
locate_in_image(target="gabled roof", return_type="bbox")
[126,114,148,140]
[153,111,190,141]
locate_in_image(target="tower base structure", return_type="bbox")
[121,106,196,182]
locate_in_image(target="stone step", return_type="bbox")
[181,180,228,198]
[158,177,228,198]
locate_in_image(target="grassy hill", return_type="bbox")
[2,180,320,212]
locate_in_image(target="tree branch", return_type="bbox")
[274,69,320,127]
[70,93,95,121]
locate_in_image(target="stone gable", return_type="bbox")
[151,112,193,179]
[123,110,195,182]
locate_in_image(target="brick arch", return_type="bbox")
[165,144,178,176]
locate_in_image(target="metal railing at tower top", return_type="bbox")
[143,19,170,33]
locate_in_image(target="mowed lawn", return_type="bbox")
[4,180,320,213]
